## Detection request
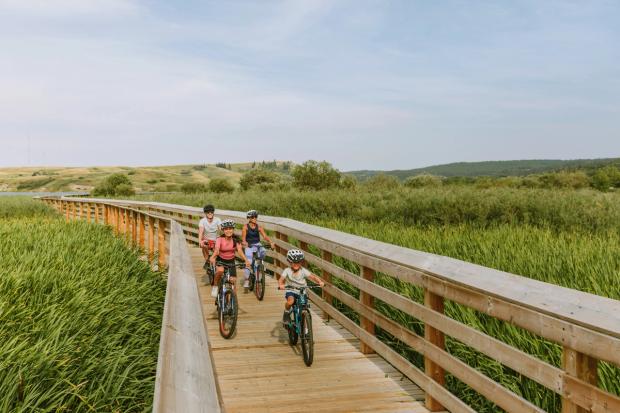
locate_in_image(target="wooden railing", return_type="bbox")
[39,197,221,413]
[41,196,620,413]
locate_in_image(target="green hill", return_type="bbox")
[0,161,292,193]
[348,158,620,180]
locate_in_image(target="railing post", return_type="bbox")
[148,216,155,263]
[359,266,376,354]
[131,210,138,245]
[138,213,145,249]
[321,250,333,320]
[158,219,167,269]
[115,207,121,234]
[562,347,598,413]
[71,202,77,220]
[125,209,131,243]
[103,205,109,225]
[65,201,70,222]
[424,290,446,411]
[94,203,99,223]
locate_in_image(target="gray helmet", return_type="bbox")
[221,219,235,229]
[286,249,304,263]
[246,209,258,218]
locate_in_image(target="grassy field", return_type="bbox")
[0,163,255,193]
[0,198,166,412]
[130,188,620,412]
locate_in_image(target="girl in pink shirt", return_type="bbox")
[209,219,250,298]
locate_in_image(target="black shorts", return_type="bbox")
[216,257,237,276]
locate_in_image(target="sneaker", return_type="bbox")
[211,286,218,298]
[243,280,249,288]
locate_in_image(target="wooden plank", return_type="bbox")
[158,219,167,269]
[562,348,598,413]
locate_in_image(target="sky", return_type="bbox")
[1,0,619,171]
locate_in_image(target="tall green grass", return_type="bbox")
[0,201,165,412]
[0,196,55,219]
[130,187,620,233]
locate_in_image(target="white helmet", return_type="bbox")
[286,249,304,263]
[221,219,236,229]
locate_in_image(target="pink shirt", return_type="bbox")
[216,237,236,260]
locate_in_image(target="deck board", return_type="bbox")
[190,247,435,413]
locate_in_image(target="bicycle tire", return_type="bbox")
[301,309,314,366]
[219,289,238,339]
[255,263,265,301]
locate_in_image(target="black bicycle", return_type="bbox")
[246,243,271,301]
[282,286,320,366]
[216,261,246,339]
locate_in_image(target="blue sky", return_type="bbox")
[1,0,619,170]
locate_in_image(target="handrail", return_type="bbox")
[41,196,620,413]
[38,197,221,413]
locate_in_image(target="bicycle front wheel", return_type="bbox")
[255,263,265,301]
[219,289,238,339]
[301,309,314,366]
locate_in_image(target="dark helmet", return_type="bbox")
[246,209,258,218]
[286,249,304,263]
[203,204,215,213]
[221,219,236,229]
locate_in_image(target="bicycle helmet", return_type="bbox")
[203,204,215,213]
[221,219,236,229]
[246,209,258,218]
[286,249,304,263]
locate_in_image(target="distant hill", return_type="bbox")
[347,158,620,180]
[0,161,292,192]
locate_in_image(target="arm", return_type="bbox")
[258,226,275,249]
[198,225,205,247]
[308,273,325,287]
[236,243,251,267]
[278,272,287,290]
[210,239,220,264]
[241,225,248,247]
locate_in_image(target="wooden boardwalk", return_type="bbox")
[190,247,433,413]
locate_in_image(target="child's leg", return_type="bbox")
[285,295,295,310]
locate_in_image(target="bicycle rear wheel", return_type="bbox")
[287,309,298,345]
[219,289,238,339]
[301,309,314,366]
[255,263,265,301]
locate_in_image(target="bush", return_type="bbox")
[340,175,358,189]
[92,174,135,197]
[239,169,280,191]
[16,177,54,191]
[592,166,620,192]
[363,174,400,190]
[181,183,208,193]
[404,174,443,188]
[292,160,341,190]
[208,178,234,193]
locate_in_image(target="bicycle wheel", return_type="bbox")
[301,309,314,366]
[219,289,238,339]
[255,263,265,301]
[248,269,255,292]
[207,265,214,286]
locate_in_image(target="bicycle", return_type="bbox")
[280,285,321,366]
[201,241,216,285]
[246,243,271,301]
[216,261,247,339]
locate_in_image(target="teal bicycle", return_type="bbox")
[281,286,321,366]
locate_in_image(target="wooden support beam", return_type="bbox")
[138,213,145,249]
[131,210,138,245]
[158,219,167,269]
[321,250,333,320]
[562,347,598,413]
[148,216,155,264]
[360,266,376,354]
[65,201,70,222]
[425,290,446,412]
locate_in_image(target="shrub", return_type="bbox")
[292,160,341,190]
[181,182,208,193]
[340,175,358,189]
[363,174,400,190]
[592,166,620,192]
[239,169,280,191]
[16,177,54,190]
[92,174,135,197]
[208,178,234,193]
[404,174,443,188]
